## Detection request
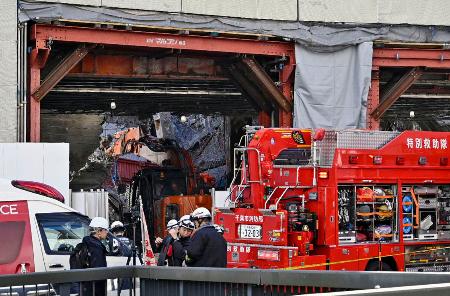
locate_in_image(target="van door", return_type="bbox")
[35,212,129,271]
[0,201,34,274]
[35,212,90,271]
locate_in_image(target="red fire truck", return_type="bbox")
[214,126,450,271]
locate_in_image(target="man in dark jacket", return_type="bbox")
[172,215,194,266]
[186,207,227,268]
[83,217,109,296]
[155,219,179,266]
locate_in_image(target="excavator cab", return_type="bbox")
[131,168,183,239]
[132,167,212,241]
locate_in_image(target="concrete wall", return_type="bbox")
[0,1,17,142]
[25,0,450,25]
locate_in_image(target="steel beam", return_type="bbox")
[373,48,450,68]
[31,24,294,57]
[366,67,380,130]
[72,53,224,77]
[29,65,40,142]
[32,44,94,101]
[279,61,295,127]
[226,63,272,113]
[239,57,292,112]
[258,111,272,127]
[370,67,423,120]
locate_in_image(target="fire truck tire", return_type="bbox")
[365,261,393,271]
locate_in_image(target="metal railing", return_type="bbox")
[1,266,450,296]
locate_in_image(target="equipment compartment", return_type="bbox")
[338,184,397,244]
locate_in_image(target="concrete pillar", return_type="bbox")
[0,1,17,142]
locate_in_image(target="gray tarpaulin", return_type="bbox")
[293,42,373,129]
[18,1,450,49]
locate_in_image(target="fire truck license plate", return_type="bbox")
[238,225,262,239]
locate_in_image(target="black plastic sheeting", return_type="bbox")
[19,1,450,50]
[154,113,228,188]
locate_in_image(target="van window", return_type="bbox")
[0,221,25,264]
[36,213,90,255]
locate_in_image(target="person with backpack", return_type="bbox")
[155,219,179,266]
[70,217,109,296]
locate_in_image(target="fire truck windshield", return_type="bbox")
[273,148,312,166]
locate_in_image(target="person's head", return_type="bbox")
[166,219,179,234]
[190,207,212,228]
[110,220,125,237]
[178,215,195,238]
[89,217,109,240]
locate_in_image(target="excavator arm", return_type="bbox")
[107,127,215,193]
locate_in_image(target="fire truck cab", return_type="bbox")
[214,126,450,271]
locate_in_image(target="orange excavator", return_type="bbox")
[108,127,214,240]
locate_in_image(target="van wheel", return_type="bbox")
[365,261,393,271]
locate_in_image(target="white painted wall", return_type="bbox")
[182,0,297,21]
[23,0,450,25]
[0,143,70,201]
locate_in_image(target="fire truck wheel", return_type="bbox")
[365,261,393,271]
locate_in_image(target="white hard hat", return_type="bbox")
[89,217,109,229]
[191,207,211,220]
[110,221,124,231]
[179,215,191,223]
[179,215,195,230]
[166,219,179,230]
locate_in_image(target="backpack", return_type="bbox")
[70,242,91,269]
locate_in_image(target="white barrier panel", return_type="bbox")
[69,189,109,222]
[213,189,230,208]
[0,143,69,201]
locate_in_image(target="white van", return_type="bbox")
[0,178,128,275]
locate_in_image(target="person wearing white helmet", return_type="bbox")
[109,221,132,256]
[81,217,109,295]
[171,215,195,266]
[186,207,227,268]
[156,219,179,266]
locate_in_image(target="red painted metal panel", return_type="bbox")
[29,66,40,142]
[373,48,450,68]
[117,158,158,183]
[31,24,294,57]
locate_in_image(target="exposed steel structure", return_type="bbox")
[29,24,450,141]
[368,48,450,130]
[216,126,450,271]
[29,24,296,142]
